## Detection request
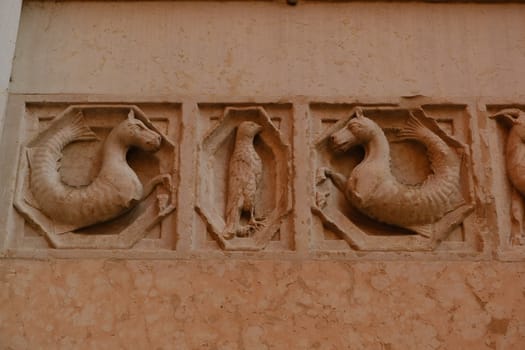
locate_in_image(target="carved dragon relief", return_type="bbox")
[14,105,176,249]
[314,107,473,251]
[491,108,525,245]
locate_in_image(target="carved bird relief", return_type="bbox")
[318,108,467,238]
[222,121,265,239]
[26,109,171,234]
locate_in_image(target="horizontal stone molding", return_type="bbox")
[24,0,525,3]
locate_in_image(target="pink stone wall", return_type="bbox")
[1,260,525,348]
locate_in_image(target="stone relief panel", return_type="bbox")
[311,103,484,253]
[195,104,292,251]
[0,97,499,258]
[487,104,525,259]
[10,103,180,250]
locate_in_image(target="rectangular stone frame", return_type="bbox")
[0,94,497,260]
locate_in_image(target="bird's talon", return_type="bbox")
[248,218,265,228]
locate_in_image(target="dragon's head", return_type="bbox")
[119,109,162,151]
[330,108,379,152]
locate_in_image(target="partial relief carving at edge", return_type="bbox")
[491,108,525,245]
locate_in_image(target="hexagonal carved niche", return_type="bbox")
[196,106,292,251]
[13,104,179,249]
[311,104,479,252]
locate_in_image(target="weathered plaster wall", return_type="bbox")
[10,1,525,99]
[2,1,525,348]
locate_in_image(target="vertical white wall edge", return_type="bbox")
[0,0,23,135]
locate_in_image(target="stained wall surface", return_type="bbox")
[2,1,525,348]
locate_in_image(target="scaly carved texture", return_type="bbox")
[324,110,463,229]
[0,259,524,349]
[27,110,163,232]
